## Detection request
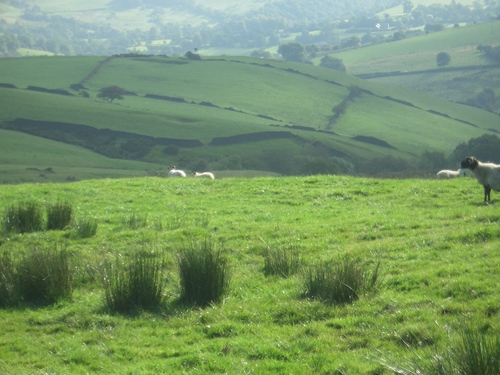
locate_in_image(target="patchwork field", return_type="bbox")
[1,53,498,183]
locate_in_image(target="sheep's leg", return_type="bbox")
[484,185,491,202]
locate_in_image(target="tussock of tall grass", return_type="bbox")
[263,246,303,277]
[46,200,73,230]
[177,240,231,307]
[73,217,98,238]
[0,251,17,307]
[378,326,500,375]
[0,245,73,306]
[103,247,166,313]
[18,245,73,305]
[165,213,185,230]
[303,255,380,305]
[2,200,44,234]
[123,212,148,229]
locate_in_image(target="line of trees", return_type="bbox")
[1,1,499,57]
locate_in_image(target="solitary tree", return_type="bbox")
[185,50,201,60]
[403,0,414,13]
[320,55,346,72]
[436,52,451,67]
[278,42,306,62]
[97,86,127,103]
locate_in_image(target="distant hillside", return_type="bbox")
[331,21,500,111]
[0,54,499,183]
[2,0,497,57]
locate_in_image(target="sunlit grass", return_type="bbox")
[0,175,498,373]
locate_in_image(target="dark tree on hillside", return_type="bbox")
[393,30,406,41]
[251,49,272,59]
[403,0,414,14]
[416,150,449,171]
[185,50,201,60]
[341,36,361,49]
[278,42,306,62]
[97,86,127,103]
[477,44,500,63]
[425,24,445,33]
[466,88,498,112]
[451,134,500,163]
[436,51,451,67]
[320,55,346,72]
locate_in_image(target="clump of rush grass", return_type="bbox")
[73,217,98,238]
[0,251,17,307]
[2,200,44,234]
[177,240,231,307]
[263,246,303,277]
[16,245,73,306]
[46,200,73,230]
[124,212,148,230]
[378,325,500,375]
[165,213,185,230]
[103,247,166,313]
[303,255,380,305]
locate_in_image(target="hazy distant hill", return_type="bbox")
[3,0,496,57]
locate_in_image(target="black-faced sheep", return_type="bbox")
[167,166,186,177]
[193,171,215,180]
[460,156,500,202]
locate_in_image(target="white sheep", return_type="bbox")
[167,165,186,177]
[460,156,500,202]
[436,168,474,179]
[437,169,460,179]
[193,171,215,180]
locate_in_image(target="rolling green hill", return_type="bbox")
[331,21,500,104]
[0,54,499,183]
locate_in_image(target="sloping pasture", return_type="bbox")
[0,175,498,373]
[334,22,500,74]
[0,55,499,183]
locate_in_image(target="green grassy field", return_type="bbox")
[331,21,500,103]
[0,175,499,374]
[1,54,499,183]
[333,21,500,74]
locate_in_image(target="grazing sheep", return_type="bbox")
[193,171,215,180]
[460,156,500,202]
[167,166,186,177]
[437,169,460,179]
[436,168,474,179]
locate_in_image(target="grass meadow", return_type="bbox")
[333,21,500,74]
[0,175,499,374]
[331,21,500,104]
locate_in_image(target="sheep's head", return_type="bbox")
[461,157,478,170]
[459,168,471,177]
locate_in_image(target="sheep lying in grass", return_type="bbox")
[460,156,500,202]
[193,171,215,180]
[167,166,186,177]
[437,169,460,179]
[436,169,473,179]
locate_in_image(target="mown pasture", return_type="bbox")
[0,175,499,374]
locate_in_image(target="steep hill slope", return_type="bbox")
[0,55,498,183]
